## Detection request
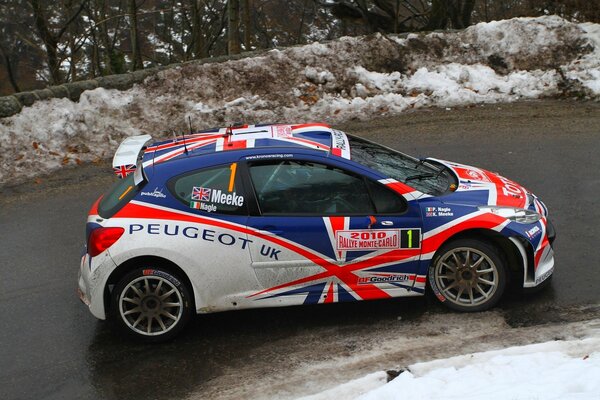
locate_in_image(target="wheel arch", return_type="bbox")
[430,228,530,289]
[104,255,197,317]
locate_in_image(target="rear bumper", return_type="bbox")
[77,251,116,320]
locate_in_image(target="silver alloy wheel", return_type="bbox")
[433,246,499,308]
[118,276,184,336]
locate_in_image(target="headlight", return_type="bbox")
[478,206,541,224]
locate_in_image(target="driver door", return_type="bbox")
[244,158,423,304]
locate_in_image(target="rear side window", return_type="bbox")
[168,163,247,215]
[98,173,143,218]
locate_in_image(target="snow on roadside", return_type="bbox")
[301,335,600,400]
[1,16,599,186]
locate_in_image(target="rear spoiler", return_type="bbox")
[112,134,152,180]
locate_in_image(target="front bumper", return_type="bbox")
[546,219,557,246]
[526,218,556,288]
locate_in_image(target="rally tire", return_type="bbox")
[111,267,193,342]
[428,238,507,312]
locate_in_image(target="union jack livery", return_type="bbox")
[78,123,556,341]
[112,164,136,179]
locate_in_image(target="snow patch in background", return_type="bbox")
[1,16,599,185]
[307,336,600,400]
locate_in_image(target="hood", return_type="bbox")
[429,158,548,216]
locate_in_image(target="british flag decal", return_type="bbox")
[113,164,136,179]
[191,187,211,201]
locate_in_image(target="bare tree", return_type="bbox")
[0,42,21,92]
[242,0,252,50]
[128,0,143,69]
[27,0,89,84]
[426,0,476,30]
[228,0,241,54]
[323,0,431,33]
[188,0,207,58]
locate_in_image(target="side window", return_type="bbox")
[249,160,374,215]
[168,163,247,215]
[98,172,144,219]
[366,179,407,214]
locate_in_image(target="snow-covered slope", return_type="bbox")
[300,335,600,400]
[1,16,599,186]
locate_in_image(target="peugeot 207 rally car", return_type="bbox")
[78,123,556,341]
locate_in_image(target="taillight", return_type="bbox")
[88,227,125,257]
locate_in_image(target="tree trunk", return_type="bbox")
[69,34,77,81]
[228,0,241,54]
[95,0,114,74]
[29,0,62,84]
[461,0,476,28]
[128,0,143,70]
[189,0,206,58]
[0,44,21,93]
[242,0,252,50]
[425,0,449,30]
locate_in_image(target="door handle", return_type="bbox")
[257,226,283,236]
[260,230,283,236]
[381,221,394,226]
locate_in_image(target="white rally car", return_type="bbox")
[78,123,555,341]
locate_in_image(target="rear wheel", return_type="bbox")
[111,267,193,342]
[429,238,507,312]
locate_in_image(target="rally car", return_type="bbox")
[78,123,555,341]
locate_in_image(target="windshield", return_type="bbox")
[347,134,452,196]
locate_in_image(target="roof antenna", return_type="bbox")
[182,116,192,154]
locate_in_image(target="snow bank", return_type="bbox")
[304,336,600,400]
[1,16,599,185]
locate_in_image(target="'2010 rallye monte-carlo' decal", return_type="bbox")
[336,229,421,251]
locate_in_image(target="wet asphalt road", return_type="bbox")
[1,100,599,400]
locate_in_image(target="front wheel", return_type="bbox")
[111,267,193,342]
[429,238,507,312]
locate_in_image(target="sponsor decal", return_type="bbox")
[428,266,446,302]
[358,274,411,285]
[274,125,292,138]
[535,267,553,285]
[425,206,454,217]
[498,176,523,199]
[452,166,491,182]
[259,244,281,260]
[142,269,181,285]
[140,187,167,199]
[331,130,348,151]
[336,229,420,251]
[526,225,541,239]
[245,153,294,160]
[129,223,254,250]
[467,170,486,180]
[331,129,350,159]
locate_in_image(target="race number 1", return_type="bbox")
[400,229,421,249]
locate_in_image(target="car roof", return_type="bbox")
[140,123,351,168]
